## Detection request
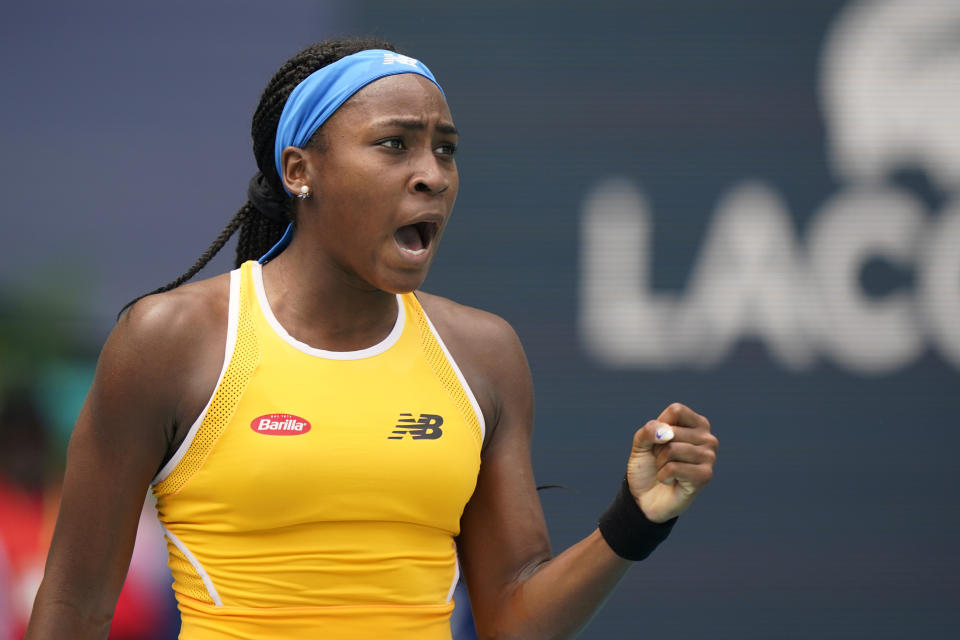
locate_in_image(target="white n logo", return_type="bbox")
[383,52,420,67]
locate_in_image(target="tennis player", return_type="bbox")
[26,38,718,639]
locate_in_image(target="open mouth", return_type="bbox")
[394,221,438,256]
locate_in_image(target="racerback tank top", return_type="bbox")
[151,261,484,639]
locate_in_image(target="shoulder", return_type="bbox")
[108,274,230,364]
[415,291,532,446]
[77,271,234,477]
[99,273,233,424]
[115,271,233,382]
[120,272,232,344]
[415,291,520,354]
[123,273,230,333]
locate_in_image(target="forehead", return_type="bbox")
[335,74,454,124]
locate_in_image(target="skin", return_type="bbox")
[26,73,718,639]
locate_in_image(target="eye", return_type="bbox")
[379,138,405,150]
[435,142,457,157]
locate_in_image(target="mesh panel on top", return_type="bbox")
[154,269,261,496]
[409,296,483,451]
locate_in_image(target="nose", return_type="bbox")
[413,180,447,194]
[408,154,450,196]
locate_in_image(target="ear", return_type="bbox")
[280,146,311,195]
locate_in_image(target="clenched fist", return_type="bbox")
[627,403,718,523]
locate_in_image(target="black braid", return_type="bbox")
[119,36,398,318]
[236,211,287,267]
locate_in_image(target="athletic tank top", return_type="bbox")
[151,261,484,639]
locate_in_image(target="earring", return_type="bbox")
[296,185,311,200]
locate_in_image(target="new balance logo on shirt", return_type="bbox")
[389,413,444,440]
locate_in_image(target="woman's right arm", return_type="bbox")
[25,285,225,639]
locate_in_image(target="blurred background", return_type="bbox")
[1,0,957,637]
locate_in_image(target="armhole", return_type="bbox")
[414,298,487,445]
[152,269,241,486]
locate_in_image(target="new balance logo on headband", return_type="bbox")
[388,413,444,440]
[382,52,420,67]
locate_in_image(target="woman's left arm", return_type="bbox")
[452,309,717,640]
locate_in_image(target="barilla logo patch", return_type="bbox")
[250,413,311,436]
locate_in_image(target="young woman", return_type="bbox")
[26,38,718,639]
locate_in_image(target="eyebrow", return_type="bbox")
[373,117,459,136]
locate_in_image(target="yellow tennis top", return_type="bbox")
[151,261,484,639]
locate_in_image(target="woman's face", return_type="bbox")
[290,73,459,294]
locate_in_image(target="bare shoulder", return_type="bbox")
[415,291,532,445]
[415,291,521,354]
[95,273,233,446]
[119,273,231,349]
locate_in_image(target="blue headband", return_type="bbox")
[258,49,444,264]
[273,49,444,193]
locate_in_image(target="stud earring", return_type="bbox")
[296,185,311,200]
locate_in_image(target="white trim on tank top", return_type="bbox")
[162,525,224,607]
[152,269,241,486]
[446,558,461,604]
[252,261,405,360]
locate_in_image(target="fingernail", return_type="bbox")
[655,425,674,441]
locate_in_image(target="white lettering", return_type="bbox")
[807,187,925,374]
[919,198,960,367]
[578,0,960,375]
[382,52,419,67]
[578,179,959,374]
[257,418,303,431]
[822,0,960,192]
[680,181,814,371]
[579,178,680,367]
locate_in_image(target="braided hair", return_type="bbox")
[120,37,398,316]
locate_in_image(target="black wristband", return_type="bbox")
[598,476,677,561]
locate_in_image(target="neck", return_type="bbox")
[258,237,400,352]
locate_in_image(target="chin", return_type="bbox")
[377,270,430,295]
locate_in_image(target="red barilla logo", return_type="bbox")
[251,413,311,436]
